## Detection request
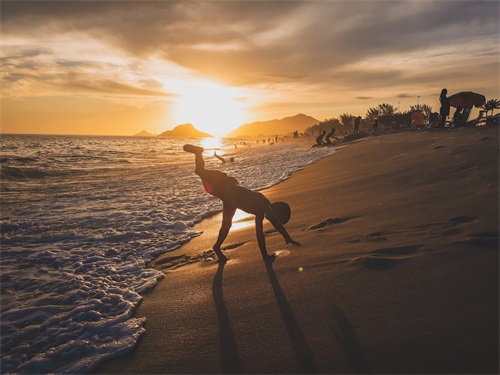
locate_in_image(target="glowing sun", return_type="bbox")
[174,81,250,137]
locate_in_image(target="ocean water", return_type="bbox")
[0,134,341,374]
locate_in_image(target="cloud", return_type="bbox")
[0,45,175,99]
[62,78,174,97]
[5,1,497,80]
[1,0,498,118]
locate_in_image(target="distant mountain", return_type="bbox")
[133,130,156,137]
[226,113,319,138]
[158,123,214,138]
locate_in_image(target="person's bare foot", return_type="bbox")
[183,144,203,154]
[286,239,301,246]
[263,253,276,262]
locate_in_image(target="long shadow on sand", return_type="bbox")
[265,260,318,373]
[212,262,242,373]
[330,303,369,373]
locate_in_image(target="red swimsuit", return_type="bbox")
[199,169,238,199]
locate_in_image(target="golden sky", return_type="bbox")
[1,0,499,136]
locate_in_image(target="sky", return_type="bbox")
[1,0,499,136]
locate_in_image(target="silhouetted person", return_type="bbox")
[354,116,361,134]
[315,130,326,146]
[214,151,234,163]
[429,112,439,127]
[439,88,450,127]
[184,144,301,263]
[372,119,378,132]
[452,106,463,127]
[325,127,337,144]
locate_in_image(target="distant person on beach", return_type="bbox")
[315,130,326,146]
[214,151,234,163]
[372,119,378,132]
[184,144,301,263]
[354,116,361,134]
[452,106,463,127]
[324,128,337,144]
[439,88,450,127]
[429,112,439,127]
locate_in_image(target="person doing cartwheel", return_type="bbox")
[183,144,301,263]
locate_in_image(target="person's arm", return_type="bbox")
[265,206,301,246]
[212,203,236,262]
[214,152,226,163]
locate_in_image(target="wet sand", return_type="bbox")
[94,126,499,374]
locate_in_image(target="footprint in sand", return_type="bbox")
[307,216,357,230]
[155,242,249,270]
[449,216,477,226]
[357,231,388,242]
[354,245,423,270]
[198,242,249,265]
[153,254,191,270]
[460,231,499,250]
[370,244,423,257]
[413,216,478,236]
[221,241,247,251]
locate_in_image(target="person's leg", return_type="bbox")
[255,213,274,261]
[439,114,446,127]
[183,144,205,173]
[213,203,236,262]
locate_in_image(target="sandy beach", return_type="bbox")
[94,126,499,374]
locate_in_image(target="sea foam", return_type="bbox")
[1,134,340,373]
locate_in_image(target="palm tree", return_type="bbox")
[339,113,356,129]
[365,103,395,127]
[365,107,380,124]
[482,99,500,116]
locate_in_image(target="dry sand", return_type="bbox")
[95,126,499,374]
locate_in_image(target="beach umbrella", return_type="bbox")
[448,91,486,108]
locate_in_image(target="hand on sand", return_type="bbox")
[183,144,204,154]
[286,239,301,247]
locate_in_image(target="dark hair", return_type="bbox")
[268,201,291,225]
[440,88,447,97]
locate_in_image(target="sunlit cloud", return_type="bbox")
[1,0,498,135]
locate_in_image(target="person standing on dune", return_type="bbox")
[183,144,301,263]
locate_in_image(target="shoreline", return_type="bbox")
[94,126,499,374]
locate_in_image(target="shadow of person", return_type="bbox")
[212,261,242,373]
[330,303,369,373]
[264,259,318,373]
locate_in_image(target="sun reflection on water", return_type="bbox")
[201,137,223,151]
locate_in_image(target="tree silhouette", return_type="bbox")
[339,113,356,129]
[365,103,395,127]
[305,117,341,134]
[482,99,500,116]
